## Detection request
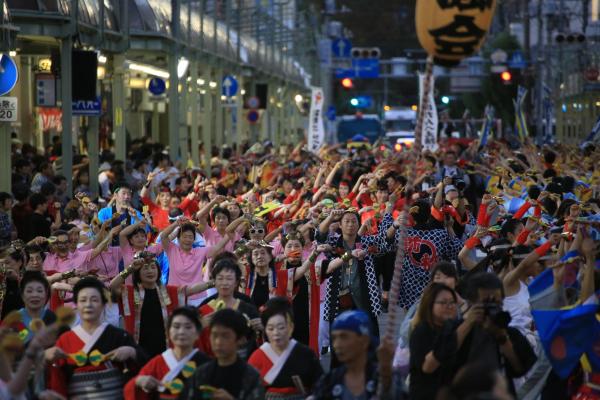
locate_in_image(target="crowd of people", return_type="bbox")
[0,134,598,400]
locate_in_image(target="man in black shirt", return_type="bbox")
[22,193,51,243]
[458,273,537,396]
[178,309,264,400]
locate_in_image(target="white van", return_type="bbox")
[384,108,416,150]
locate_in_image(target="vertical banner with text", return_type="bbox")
[419,73,438,151]
[308,87,325,153]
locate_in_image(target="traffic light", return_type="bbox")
[500,71,512,84]
[349,95,373,109]
[341,78,353,89]
[441,96,450,105]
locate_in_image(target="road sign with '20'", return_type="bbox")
[0,97,17,122]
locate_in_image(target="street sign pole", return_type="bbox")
[235,75,244,146]
[0,121,10,193]
[202,68,213,178]
[190,59,200,167]
[61,36,73,196]
[87,79,101,199]
[215,67,224,148]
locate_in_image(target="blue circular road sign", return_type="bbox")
[222,75,238,97]
[247,110,259,124]
[148,77,166,95]
[0,55,18,96]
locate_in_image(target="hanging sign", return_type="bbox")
[419,74,438,151]
[308,87,325,153]
[416,0,497,67]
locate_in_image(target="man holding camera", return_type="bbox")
[459,272,537,396]
[434,151,470,189]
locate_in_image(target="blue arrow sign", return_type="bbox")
[508,50,527,69]
[0,55,18,96]
[148,77,166,96]
[332,38,352,59]
[222,75,238,97]
[353,59,380,78]
[335,58,380,79]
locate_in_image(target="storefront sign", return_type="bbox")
[38,108,62,131]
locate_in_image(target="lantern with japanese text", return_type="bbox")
[416,0,497,67]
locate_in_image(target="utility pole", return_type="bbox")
[535,0,545,144]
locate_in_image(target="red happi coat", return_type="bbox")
[196,299,258,357]
[196,299,228,357]
[47,323,139,397]
[274,263,324,355]
[119,285,186,346]
[123,349,210,400]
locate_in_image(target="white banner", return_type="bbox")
[419,73,439,152]
[308,87,325,153]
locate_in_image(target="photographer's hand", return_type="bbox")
[496,331,525,374]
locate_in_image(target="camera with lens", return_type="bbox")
[482,302,501,317]
[482,301,511,329]
[452,177,466,192]
[134,251,155,260]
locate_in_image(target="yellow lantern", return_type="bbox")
[416,0,497,67]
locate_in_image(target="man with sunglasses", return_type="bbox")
[42,228,121,277]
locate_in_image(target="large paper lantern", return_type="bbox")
[416,0,497,67]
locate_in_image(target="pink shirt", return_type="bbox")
[165,241,208,299]
[121,242,163,268]
[86,246,121,279]
[43,249,94,273]
[271,239,284,258]
[201,226,240,280]
[202,226,240,253]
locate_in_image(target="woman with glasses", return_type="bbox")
[409,283,482,400]
[109,254,214,359]
[198,257,260,359]
[247,220,267,242]
[248,297,322,399]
